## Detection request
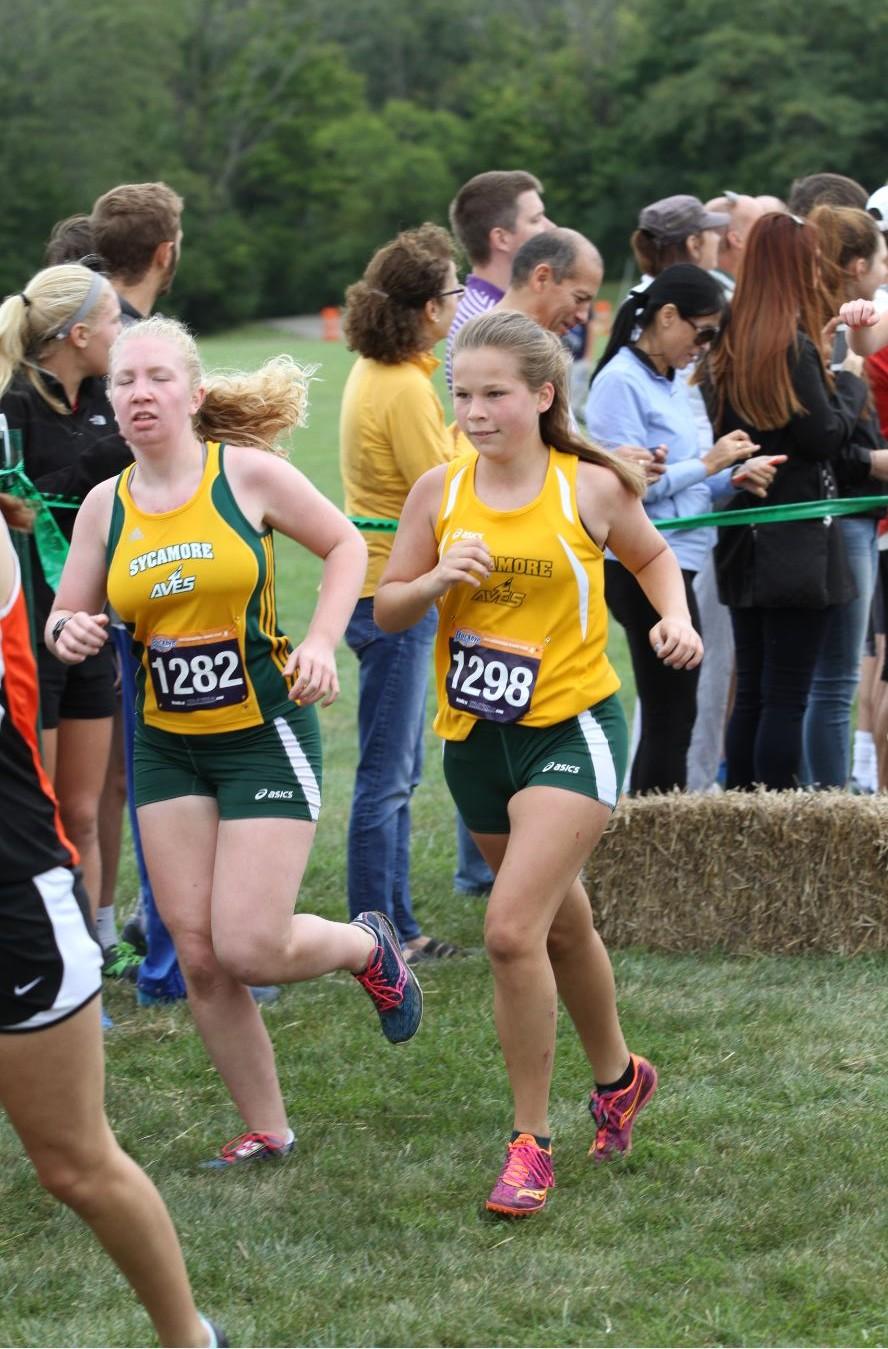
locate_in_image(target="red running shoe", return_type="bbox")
[588,1053,658,1163]
[485,1133,555,1217]
[201,1130,294,1170]
[351,911,423,1044]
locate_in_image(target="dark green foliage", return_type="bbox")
[2,0,886,328]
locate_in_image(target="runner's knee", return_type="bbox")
[213,930,277,986]
[485,913,538,965]
[174,933,227,996]
[32,1130,117,1212]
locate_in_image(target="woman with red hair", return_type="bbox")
[705,212,888,789]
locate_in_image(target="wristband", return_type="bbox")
[50,615,71,646]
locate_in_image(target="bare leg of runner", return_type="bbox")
[0,997,207,1348]
[138,799,375,1136]
[471,786,625,1136]
[54,715,114,914]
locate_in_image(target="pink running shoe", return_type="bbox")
[486,1133,555,1217]
[588,1053,658,1163]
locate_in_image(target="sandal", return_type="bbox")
[413,936,466,959]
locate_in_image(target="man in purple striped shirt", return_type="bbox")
[446,170,554,387]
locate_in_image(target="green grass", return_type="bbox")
[2,329,886,1348]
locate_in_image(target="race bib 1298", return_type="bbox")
[445,627,542,724]
[147,628,247,713]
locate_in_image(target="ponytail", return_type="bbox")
[592,289,647,380]
[110,316,316,454]
[0,264,111,411]
[592,264,726,383]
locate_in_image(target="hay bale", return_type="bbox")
[586,789,888,954]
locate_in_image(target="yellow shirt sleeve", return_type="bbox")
[340,353,458,596]
[382,382,454,485]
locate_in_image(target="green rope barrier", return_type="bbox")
[350,494,888,534]
[0,464,72,591]
[654,494,888,531]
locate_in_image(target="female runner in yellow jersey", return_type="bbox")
[375,311,703,1217]
[44,317,422,1168]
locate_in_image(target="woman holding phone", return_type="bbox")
[585,265,777,792]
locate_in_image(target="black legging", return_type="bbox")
[605,560,700,793]
[727,605,830,789]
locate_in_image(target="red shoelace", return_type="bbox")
[355,946,405,1010]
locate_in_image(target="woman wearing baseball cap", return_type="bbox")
[632,195,730,279]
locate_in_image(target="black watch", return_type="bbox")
[51,615,71,645]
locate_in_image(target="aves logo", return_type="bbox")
[472,576,525,608]
[149,565,196,600]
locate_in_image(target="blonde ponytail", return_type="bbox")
[110,316,316,454]
[0,264,111,411]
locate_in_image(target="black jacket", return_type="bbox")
[712,335,870,609]
[0,370,132,625]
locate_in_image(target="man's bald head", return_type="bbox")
[705,193,764,277]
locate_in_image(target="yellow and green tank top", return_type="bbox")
[106,441,293,734]
[432,446,620,741]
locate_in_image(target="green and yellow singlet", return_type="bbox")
[432,446,620,741]
[106,441,293,734]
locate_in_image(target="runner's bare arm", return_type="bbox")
[584,467,703,672]
[46,481,114,663]
[225,447,367,707]
[374,467,491,632]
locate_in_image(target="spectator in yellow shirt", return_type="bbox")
[340,224,464,961]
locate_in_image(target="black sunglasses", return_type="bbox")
[682,316,721,347]
[439,286,465,299]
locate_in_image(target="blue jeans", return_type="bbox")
[802,516,877,788]
[454,813,494,893]
[345,598,437,943]
[112,627,186,1000]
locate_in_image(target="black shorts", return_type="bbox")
[37,641,117,730]
[0,866,102,1032]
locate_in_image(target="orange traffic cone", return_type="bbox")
[321,306,341,341]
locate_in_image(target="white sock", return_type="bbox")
[95,906,118,950]
[852,730,876,787]
[198,1314,218,1349]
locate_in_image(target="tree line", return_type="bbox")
[2,0,885,329]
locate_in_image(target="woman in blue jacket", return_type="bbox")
[585,265,775,792]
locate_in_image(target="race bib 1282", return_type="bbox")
[147,628,247,713]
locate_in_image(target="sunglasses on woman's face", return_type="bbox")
[683,316,721,347]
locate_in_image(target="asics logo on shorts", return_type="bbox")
[254,787,294,800]
[542,760,579,774]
